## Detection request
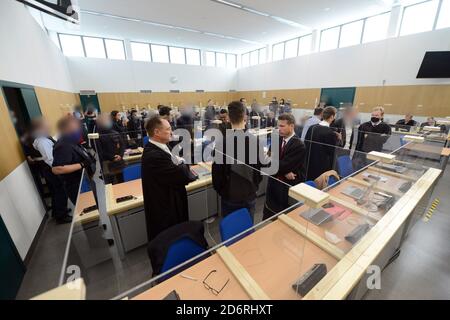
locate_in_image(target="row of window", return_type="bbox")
[58,34,237,68]
[241,0,450,67]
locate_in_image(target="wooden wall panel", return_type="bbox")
[95,85,450,117]
[35,87,81,135]
[354,85,450,116]
[0,91,25,180]
[236,89,321,109]
[97,91,236,114]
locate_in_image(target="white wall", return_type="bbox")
[0,0,75,260]
[67,58,237,92]
[236,28,450,90]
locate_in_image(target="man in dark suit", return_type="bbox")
[142,116,198,241]
[305,106,339,181]
[263,114,306,220]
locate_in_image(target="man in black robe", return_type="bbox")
[305,106,339,181]
[354,108,392,169]
[355,109,392,153]
[263,114,306,220]
[142,116,198,241]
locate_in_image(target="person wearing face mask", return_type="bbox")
[95,114,125,184]
[304,106,339,181]
[52,117,95,205]
[355,108,391,153]
[32,118,70,224]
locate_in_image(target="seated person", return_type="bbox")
[396,114,417,131]
[420,117,437,128]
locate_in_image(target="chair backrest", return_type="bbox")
[337,155,354,178]
[123,164,141,182]
[160,237,206,274]
[143,136,149,147]
[220,208,254,245]
[400,137,407,146]
[80,176,91,193]
[328,175,338,186]
[304,180,317,189]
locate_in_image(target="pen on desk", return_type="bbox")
[180,274,198,281]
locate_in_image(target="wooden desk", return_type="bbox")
[132,161,431,301]
[74,163,213,224]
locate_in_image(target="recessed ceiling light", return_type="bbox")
[215,0,242,9]
[324,8,331,11]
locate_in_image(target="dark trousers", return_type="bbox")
[65,181,80,206]
[263,178,290,221]
[221,199,256,222]
[41,167,68,219]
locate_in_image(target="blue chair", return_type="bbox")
[123,164,141,182]
[143,136,150,147]
[160,237,206,274]
[328,175,339,186]
[220,208,254,245]
[305,180,317,189]
[400,137,407,146]
[337,155,354,178]
[80,176,91,193]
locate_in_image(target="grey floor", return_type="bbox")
[17,166,450,300]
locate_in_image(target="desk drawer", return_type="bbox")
[116,210,147,252]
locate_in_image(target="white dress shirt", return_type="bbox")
[150,140,185,165]
[33,136,55,167]
[301,116,321,141]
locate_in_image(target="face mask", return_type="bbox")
[371,117,381,123]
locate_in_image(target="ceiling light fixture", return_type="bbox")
[210,0,310,30]
[215,0,242,9]
[242,7,270,17]
[80,9,262,46]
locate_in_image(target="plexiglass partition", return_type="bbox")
[58,121,442,300]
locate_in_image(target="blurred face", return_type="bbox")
[207,100,214,107]
[153,119,172,144]
[405,114,413,122]
[64,119,81,135]
[39,120,50,136]
[278,120,294,137]
[114,113,121,121]
[428,117,434,124]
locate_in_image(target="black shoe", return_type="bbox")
[56,215,73,224]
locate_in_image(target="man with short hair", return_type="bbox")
[212,101,262,219]
[32,118,70,224]
[304,106,339,181]
[141,116,198,241]
[331,107,359,149]
[356,108,391,153]
[263,114,306,220]
[301,107,324,141]
[53,117,95,206]
[396,113,417,131]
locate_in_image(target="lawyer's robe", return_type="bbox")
[305,124,338,181]
[142,143,197,241]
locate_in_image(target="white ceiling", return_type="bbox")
[40,0,418,54]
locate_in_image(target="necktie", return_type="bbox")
[280,139,287,159]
